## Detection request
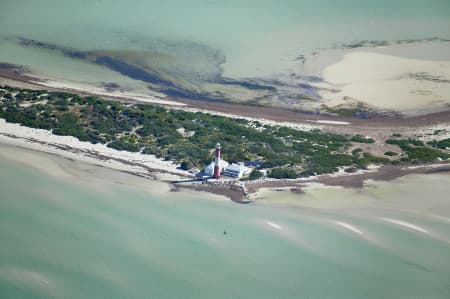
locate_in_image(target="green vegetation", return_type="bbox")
[384,151,398,156]
[386,139,423,147]
[354,153,389,169]
[1,85,448,180]
[352,148,363,156]
[427,138,450,149]
[386,139,449,163]
[107,138,140,152]
[180,160,193,170]
[244,169,264,180]
[268,168,298,179]
[350,134,375,144]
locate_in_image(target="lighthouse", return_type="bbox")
[213,143,221,179]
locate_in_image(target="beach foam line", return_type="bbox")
[334,221,363,235]
[380,217,429,234]
[266,221,282,230]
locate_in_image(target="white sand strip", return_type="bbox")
[334,221,363,235]
[380,217,429,234]
[309,120,351,125]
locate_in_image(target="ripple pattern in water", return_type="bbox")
[1,156,450,298]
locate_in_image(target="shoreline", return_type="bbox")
[0,119,189,181]
[2,117,450,202]
[1,72,450,201]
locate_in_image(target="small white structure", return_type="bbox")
[204,160,229,176]
[223,163,251,178]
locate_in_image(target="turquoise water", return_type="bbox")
[1,153,450,298]
[1,1,449,91]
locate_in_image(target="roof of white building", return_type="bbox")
[204,160,229,175]
[224,163,250,173]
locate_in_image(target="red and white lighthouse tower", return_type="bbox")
[213,143,221,179]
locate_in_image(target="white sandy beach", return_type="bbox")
[0,119,188,181]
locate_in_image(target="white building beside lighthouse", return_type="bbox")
[202,143,250,179]
[223,163,251,178]
[204,160,229,177]
[203,143,229,178]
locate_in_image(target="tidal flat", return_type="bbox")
[1,1,450,114]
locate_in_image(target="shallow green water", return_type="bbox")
[1,155,450,298]
[1,1,449,82]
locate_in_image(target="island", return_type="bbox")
[1,84,450,201]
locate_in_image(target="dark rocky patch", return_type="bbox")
[15,37,87,59]
[94,56,175,87]
[0,63,22,70]
[101,82,121,91]
[335,37,450,50]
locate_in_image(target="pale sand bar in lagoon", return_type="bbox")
[321,51,450,115]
